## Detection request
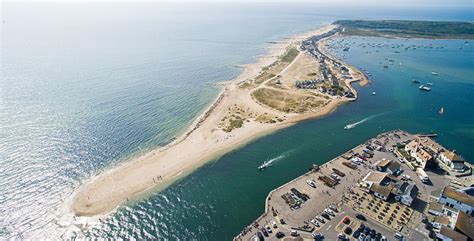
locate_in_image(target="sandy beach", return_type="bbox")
[72,24,366,216]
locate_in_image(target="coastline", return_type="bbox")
[72,24,366,217]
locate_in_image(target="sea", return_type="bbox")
[1,2,473,240]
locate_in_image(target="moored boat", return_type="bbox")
[412,79,420,84]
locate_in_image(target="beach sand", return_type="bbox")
[72,24,364,216]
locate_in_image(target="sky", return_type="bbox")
[6,0,474,8]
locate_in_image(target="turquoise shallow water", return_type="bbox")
[1,2,473,240]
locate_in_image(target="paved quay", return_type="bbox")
[234,130,473,241]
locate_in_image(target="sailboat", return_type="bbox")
[439,107,444,115]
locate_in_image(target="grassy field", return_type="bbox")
[335,20,474,39]
[252,88,324,113]
[281,47,299,63]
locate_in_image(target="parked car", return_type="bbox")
[321,213,331,220]
[265,225,272,233]
[338,233,348,240]
[291,230,299,237]
[356,214,367,221]
[257,232,264,241]
[325,208,335,216]
[343,216,351,224]
[310,219,320,227]
[353,230,361,238]
[312,232,324,239]
[272,220,277,228]
[280,218,286,224]
[261,228,268,237]
[344,227,353,235]
[275,231,285,238]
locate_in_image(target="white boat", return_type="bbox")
[419,85,431,91]
[306,180,316,188]
[439,107,444,115]
[372,92,376,96]
[431,72,439,75]
[258,160,269,171]
[427,82,434,86]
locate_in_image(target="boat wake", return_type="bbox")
[258,153,287,171]
[344,113,384,130]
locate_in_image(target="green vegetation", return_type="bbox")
[335,20,474,39]
[252,88,324,113]
[281,47,299,63]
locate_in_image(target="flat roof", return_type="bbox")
[370,184,393,197]
[363,172,388,184]
[442,187,474,207]
[428,202,443,212]
[435,216,450,225]
[376,159,391,168]
[387,160,401,171]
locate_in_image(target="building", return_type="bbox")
[405,140,420,153]
[437,226,468,241]
[369,183,393,201]
[362,172,389,187]
[404,140,433,169]
[428,202,444,216]
[375,159,391,172]
[455,211,474,240]
[386,160,402,176]
[439,186,474,216]
[439,151,466,172]
[396,183,419,206]
[414,148,433,169]
[432,216,451,230]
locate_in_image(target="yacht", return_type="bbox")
[412,79,420,84]
[431,72,439,75]
[372,92,376,96]
[419,85,431,91]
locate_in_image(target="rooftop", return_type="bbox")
[442,151,464,162]
[375,159,391,168]
[439,226,468,241]
[415,148,433,162]
[428,202,444,213]
[387,160,401,171]
[442,186,474,207]
[455,211,474,239]
[434,216,450,226]
[362,171,388,185]
[370,183,393,197]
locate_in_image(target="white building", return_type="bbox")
[439,151,466,172]
[439,187,474,216]
[397,183,419,206]
[404,140,433,169]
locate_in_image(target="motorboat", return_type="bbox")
[419,85,431,91]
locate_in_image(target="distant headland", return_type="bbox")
[334,20,474,39]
